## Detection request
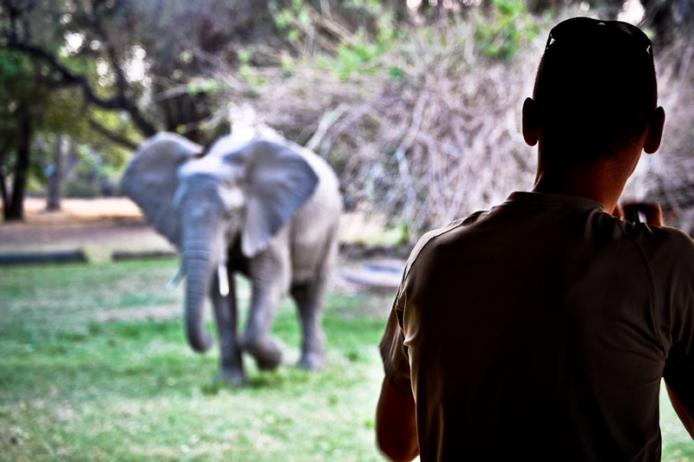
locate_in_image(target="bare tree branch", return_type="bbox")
[4,40,158,136]
[305,104,348,152]
[88,118,139,150]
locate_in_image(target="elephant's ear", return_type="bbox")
[120,133,202,247]
[232,140,318,257]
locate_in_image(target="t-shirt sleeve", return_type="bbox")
[662,230,694,413]
[379,285,412,393]
[378,218,469,394]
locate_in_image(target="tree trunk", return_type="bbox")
[0,167,7,214]
[385,0,410,23]
[46,134,64,211]
[0,138,8,212]
[418,0,443,19]
[4,110,32,221]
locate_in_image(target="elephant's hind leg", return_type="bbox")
[291,280,327,370]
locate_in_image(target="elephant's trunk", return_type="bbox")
[182,242,215,353]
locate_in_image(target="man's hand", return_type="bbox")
[614,202,664,227]
[376,378,419,462]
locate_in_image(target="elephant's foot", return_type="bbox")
[241,336,283,371]
[297,351,325,370]
[216,367,247,387]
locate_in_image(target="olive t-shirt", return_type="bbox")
[380,191,694,461]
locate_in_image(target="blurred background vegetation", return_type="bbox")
[1,0,693,237]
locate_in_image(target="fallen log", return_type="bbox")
[111,250,177,261]
[340,259,405,290]
[0,249,87,265]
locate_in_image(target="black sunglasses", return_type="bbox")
[546,17,653,59]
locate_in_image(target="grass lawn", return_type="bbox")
[0,260,692,461]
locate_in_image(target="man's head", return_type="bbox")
[523,17,665,165]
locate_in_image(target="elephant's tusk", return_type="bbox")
[167,266,185,289]
[218,264,229,296]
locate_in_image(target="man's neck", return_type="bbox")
[532,160,630,213]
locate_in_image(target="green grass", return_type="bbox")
[0,260,692,461]
[0,260,389,461]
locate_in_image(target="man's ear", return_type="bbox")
[522,97,540,147]
[644,106,665,154]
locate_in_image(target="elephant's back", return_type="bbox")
[289,145,342,281]
[292,143,342,221]
[296,145,340,202]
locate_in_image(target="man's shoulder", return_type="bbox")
[658,225,694,250]
[404,211,487,278]
[627,222,694,260]
[639,225,694,273]
[615,222,694,301]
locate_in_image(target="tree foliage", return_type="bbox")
[0,0,692,226]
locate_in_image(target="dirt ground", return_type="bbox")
[0,197,394,252]
[0,198,173,254]
[0,197,404,290]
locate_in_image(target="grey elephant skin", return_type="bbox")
[120,131,342,385]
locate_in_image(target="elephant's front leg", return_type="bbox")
[241,249,290,371]
[210,270,245,385]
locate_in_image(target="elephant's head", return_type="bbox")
[121,132,319,353]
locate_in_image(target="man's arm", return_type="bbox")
[618,203,694,436]
[666,382,694,438]
[633,203,694,439]
[377,280,419,461]
[376,378,419,462]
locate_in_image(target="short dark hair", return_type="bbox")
[533,17,657,161]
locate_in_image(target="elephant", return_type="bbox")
[120,130,342,385]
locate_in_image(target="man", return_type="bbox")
[376,17,694,461]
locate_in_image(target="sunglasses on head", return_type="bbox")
[546,17,653,59]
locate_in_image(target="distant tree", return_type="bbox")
[0,0,214,219]
[45,134,64,211]
[0,49,46,220]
